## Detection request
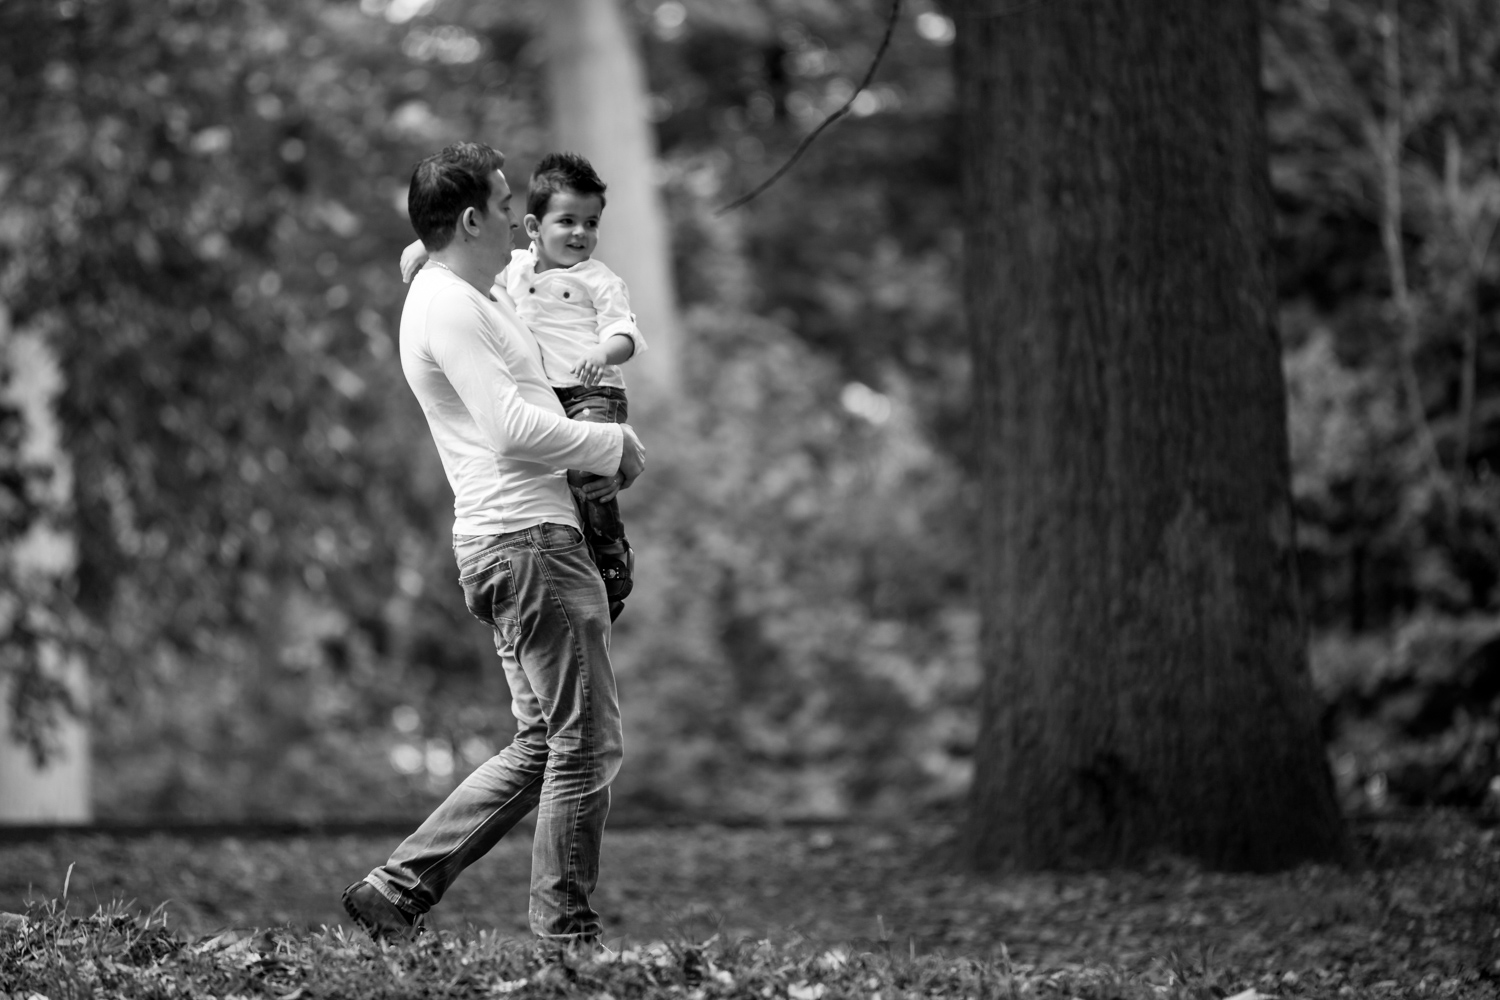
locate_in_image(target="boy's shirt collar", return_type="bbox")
[518,242,601,278]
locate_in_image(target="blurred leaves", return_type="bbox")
[1270,0,1500,810]
[0,0,979,819]
[0,0,537,810]
[0,0,1493,820]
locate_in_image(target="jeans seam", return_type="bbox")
[405,771,545,902]
[455,528,534,572]
[532,533,597,935]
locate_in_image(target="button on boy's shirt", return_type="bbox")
[503,246,648,390]
[399,266,623,536]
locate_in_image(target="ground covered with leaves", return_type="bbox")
[1,812,1496,998]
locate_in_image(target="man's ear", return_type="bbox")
[461,206,481,237]
[523,214,541,239]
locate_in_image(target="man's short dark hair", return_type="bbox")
[408,142,506,251]
[526,152,607,220]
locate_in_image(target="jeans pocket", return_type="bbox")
[536,524,585,552]
[458,551,517,628]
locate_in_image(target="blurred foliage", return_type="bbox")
[1269,0,1500,811]
[0,0,549,815]
[0,0,974,820]
[0,0,1494,821]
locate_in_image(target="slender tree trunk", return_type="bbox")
[1368,0,1447,497]
[958,0,1348,870]
[543,0,680,399]
[0,318,90,824]
[0,652,90,824]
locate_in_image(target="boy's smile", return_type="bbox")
[525,189,602,272]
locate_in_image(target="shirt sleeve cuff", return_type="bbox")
[583,423,625,479]
[599,320,646,355]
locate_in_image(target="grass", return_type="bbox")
[1,812,1497,998]
[0,901,1244,1000]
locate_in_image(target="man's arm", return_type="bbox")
[426,289,624,477]
[578,423,646,503]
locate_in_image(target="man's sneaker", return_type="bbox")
[341,881,423,944]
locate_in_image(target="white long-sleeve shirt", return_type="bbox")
[400,265,623,535]
[503,247,647,390]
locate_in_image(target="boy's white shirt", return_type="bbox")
[502,246,647,390]
[399,266,623,536]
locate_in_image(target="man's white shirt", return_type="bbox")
[399,266,623,536]
[503,247,647,390]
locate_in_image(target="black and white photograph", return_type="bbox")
[0,0,1496,995]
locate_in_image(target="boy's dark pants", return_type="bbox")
[555,385,632,607]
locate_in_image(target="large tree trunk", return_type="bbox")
[959,0,1348,870]
[543,0,680,399]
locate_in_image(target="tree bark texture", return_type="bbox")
[958,0,1348,870]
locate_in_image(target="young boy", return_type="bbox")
[401,152,645,619]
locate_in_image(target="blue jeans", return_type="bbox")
[362,522,623,940]
[554,386,629,548]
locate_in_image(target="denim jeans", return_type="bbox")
[554,385,628,549]
[363,522,623,940]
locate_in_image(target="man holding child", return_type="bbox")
[341,141,646,946]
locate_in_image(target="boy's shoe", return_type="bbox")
[593,539,634,602]
[341,881,423,944]
[608,600,625,622]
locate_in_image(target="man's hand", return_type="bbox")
[577,425,643,503]
[570,346,612,387]
[617,424,645,489]
[400,240,429,283]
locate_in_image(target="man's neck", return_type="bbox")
[427,247,497,297]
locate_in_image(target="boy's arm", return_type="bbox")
[571,334,637,387]
[569,268,647,385]
[400,239,429,283]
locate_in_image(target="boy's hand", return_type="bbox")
[570,346,612,387]
[577,473,622,504]
[399,240,429,283]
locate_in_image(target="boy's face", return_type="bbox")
[524,189,602,271]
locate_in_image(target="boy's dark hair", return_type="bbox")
[408,142,506,251]
[526,152,607,220]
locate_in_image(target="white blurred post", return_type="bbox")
[0,650,91,824]
[543,0,681,400]
[0,315,90,824]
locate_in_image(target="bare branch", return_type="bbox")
[715,0,902,216]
